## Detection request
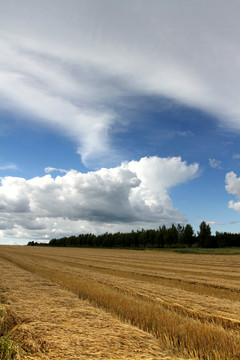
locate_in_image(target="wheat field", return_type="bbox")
[0,246,239,359]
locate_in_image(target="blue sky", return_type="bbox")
[1,0,240,244]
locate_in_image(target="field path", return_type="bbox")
[0,257,180,360]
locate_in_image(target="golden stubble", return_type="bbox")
[0,246,240,359]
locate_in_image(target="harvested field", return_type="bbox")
[0,246,239,359]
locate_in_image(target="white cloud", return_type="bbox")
[1,1,240,167]
[225,171,240,213]
[233,154,240,159]
[0,156,199,243]
[176,131,194,137]
[209,158,222,169]
[206,221,224,226]
[0,163,18,171]
[45,167,67,174]
[0,37,116,167]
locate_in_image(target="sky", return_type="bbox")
[1,0,240,244]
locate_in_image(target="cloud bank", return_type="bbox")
[0,157,198,243]
[1,1,240,167]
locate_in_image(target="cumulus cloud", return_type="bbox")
[225,171,240,213]
[0,156,198,243]
[1,1,240,167]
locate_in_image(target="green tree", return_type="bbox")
[177,224,184,245]
[198,221,211,247]
[165,224,178,247]
[182,224,195,246]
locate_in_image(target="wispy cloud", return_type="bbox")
[0,36,117,168]
[45,167,68,174]
[209,158,222,169]
[233,154,240,159]
[176,131,194,137]
[0,163,18,171]
[206,221,224,226]
[1,1,240,168]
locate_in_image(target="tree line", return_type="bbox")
[27,221,240,248]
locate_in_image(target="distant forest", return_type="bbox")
[28,221,240,248]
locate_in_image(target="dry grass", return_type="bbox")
[0,253,176,360]
[0,246,240,359]
[0,301,21,360]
